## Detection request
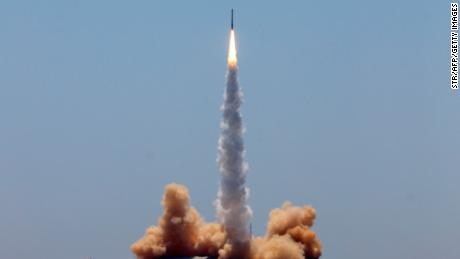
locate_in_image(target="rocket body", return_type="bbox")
[231,9,234,29]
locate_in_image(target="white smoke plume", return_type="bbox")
[216,33,252,258]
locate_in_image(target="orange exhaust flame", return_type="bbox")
[228,30,237,67]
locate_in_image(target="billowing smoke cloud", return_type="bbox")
[131,183,226,258]
[264,202,322,259]
[131,184,322,259]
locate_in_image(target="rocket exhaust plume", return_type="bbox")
[216,27,251,258]
[227,30,237,66]
[131,10,322,259]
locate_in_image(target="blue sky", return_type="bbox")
[0,1,457,259]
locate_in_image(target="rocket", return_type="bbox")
[231,9,234,29]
